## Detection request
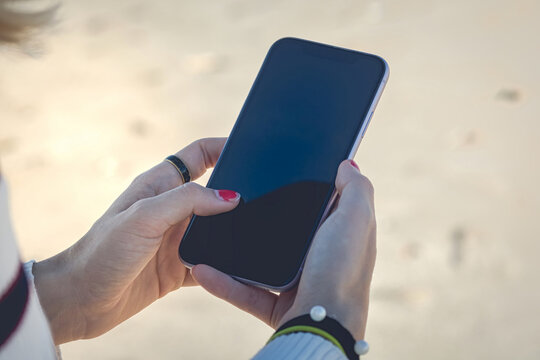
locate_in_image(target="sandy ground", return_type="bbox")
[1,0,539,359]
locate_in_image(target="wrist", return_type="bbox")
[33,249,86,344]
[281,293,369,340]
[271,308,369,359]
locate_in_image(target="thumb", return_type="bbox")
[123,182,241,232]
[191,264,278,327]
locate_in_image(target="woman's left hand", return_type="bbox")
[32,138,240,344]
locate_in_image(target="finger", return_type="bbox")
[191,264,278,327]
[172,137,227,182]
[151,137,228,188]
[334,159,375,216]
[106,137,227,215]
[122,182,240,237]
[155,137,228,190]
[325,193,340,218]
[335,160,371,194]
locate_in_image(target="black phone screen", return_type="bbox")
[179,38,386,289]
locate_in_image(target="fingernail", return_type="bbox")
[215,189,240,202]
[349,159,360,171]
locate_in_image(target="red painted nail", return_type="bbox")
[349,159,360,170]
[215,190,240,202]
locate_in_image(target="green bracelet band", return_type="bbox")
[268,309,365,359]
[267,325,346,355]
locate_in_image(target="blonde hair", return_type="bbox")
[0,0,58,43]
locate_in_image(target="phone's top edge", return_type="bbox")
[271,37,389,75]
[379,56,390,82]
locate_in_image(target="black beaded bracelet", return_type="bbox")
[268,306,369,359]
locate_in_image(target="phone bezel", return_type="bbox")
[179,37,389,292]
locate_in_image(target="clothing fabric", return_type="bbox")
[252,332,347,360]
[0,180,57,359]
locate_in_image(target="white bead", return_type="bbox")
[354,340,369,355]
[309,305,326,322]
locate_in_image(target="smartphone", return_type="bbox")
[179,37,388,291]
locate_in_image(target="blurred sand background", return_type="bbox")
[1,0,539,359]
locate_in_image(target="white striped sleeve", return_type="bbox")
[252,332,347,360]
[0,180,57,360]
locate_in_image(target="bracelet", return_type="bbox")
[268,306,369,359]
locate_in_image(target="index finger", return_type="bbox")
[106,137,227,216]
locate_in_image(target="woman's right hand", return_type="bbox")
[192,159,377,339]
